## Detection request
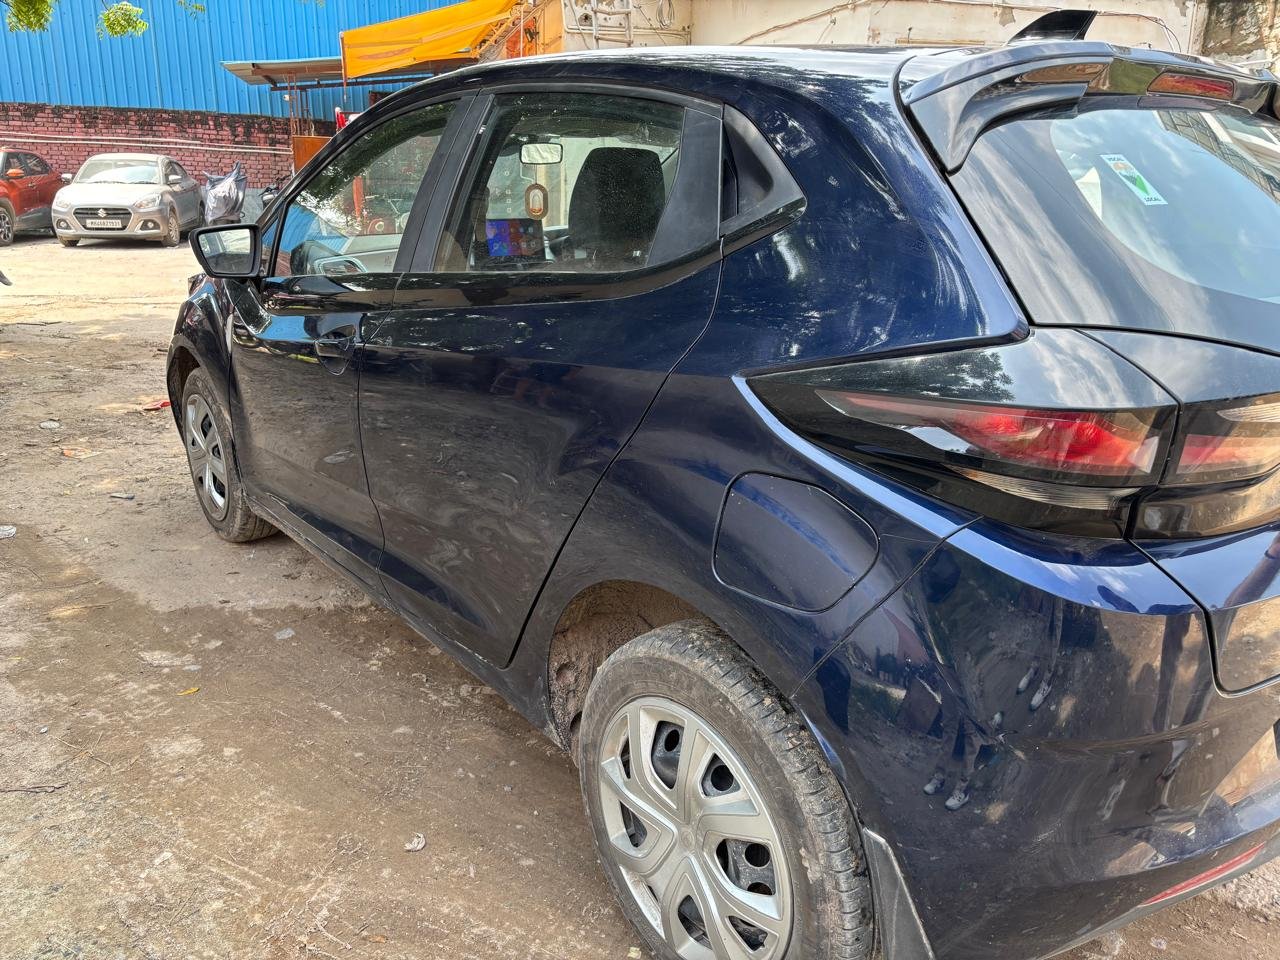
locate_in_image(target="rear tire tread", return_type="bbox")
[583,622,874,960]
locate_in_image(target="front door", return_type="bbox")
[227,99,462,590]
[359,87,724,663]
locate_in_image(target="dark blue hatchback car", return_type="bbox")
[170,16,1280,959]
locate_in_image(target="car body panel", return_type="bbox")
[225,274,398,594]
[794,516,1280,960]
[362,261,722,666]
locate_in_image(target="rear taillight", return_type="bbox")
[1141,842,1266,906]
[815,392,1162,478]
[1172,396,1280,484]
[750,329,1177,536]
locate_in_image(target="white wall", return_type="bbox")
[559,0,695,50]
[687,0,1201,54]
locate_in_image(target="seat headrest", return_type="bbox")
[567,147,666,268]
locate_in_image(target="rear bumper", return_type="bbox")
[795,518,1280,960]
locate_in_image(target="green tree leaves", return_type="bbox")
[5,1,207,38]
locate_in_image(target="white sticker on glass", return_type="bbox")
[1100,154,1168,206]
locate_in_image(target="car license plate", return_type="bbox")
[85,218,122,229]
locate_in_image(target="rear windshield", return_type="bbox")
[952,100,1280,350]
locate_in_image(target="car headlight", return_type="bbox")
[133,194,162,210]
[52,194,70,211]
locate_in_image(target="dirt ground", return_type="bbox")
[0,234,1277,960]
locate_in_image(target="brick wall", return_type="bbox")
[0,102,336,187]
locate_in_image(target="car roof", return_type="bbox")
[440,43,944,91]
[426,41,1270,99]
[85,152,165,162]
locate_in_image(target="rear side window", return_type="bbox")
[438,92,698,274]
[953,102,1280,335]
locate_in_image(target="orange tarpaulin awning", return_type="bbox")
[340,0,518,81]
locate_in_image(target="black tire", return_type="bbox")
[58,236,79,248]
[180,367,275,543]
[579,622,874,960]
[0,201,14,246]
[161,206,181,246]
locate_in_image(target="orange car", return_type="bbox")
[0,147,61,245]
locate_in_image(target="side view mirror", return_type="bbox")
[60,173,73,183]
[168,173,183,184]
[5,168,23,180]
[191,223,260,279]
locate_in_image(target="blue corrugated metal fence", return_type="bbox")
[1,0,457,117]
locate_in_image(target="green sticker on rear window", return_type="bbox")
[1101,154,1167,206]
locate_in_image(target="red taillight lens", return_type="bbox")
[1173,398,1280,484]
[817,392,1161,478]
[1147,72,1236,101]
[1141,842,1266,906]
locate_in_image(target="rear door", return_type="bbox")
[358,85,723,664]
[12,152,50,226]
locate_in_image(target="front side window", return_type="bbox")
[439,92,686,273]
[275,101,455,277]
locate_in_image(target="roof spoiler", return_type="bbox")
[903,43,1277,172]
[1008,9,1097,43]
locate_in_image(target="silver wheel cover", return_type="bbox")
[184,393,229,521]
[596,696,793,960]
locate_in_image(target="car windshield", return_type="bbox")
[76,158,160,185]
[951,100,1280,347]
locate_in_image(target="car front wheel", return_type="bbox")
[161,206,181,246]
[180,367,275,542]
[0,201,14,246]
[579,622,874,960]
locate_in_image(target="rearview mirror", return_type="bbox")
[191,223,260,279]
[520,142,562,165]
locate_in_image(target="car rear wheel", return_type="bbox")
[579,622,874,960]
[161,207,181,247]
[0,202,14,246]
[180,367,275,542]
[58,236,79,248]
